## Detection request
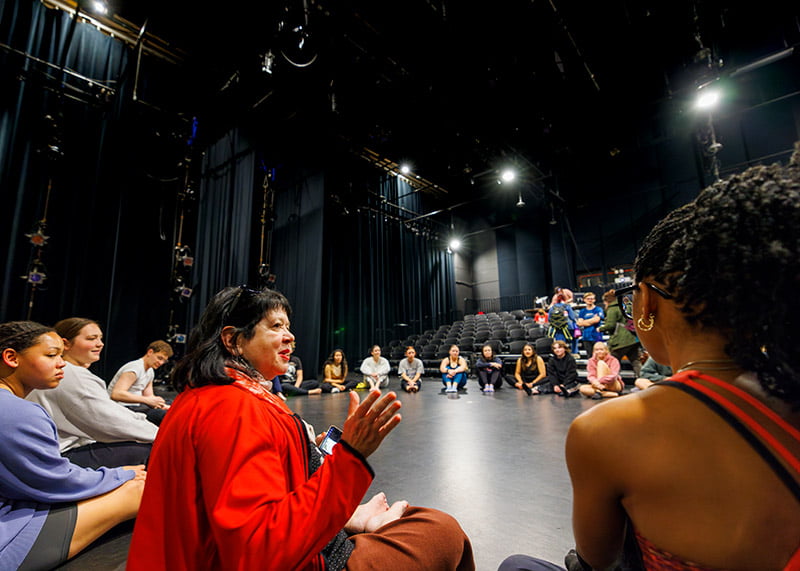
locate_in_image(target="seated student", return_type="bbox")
[26,318,157,469]
[547,340,580,397]
[360,345,391,390]
[275,346,322,396]
[107,339,173,426]
[398,346,423,392]
[634,354,672,391]
[127,286,475,570]
[475,344,504,393]
[579,341,623,399]
[0,321,146,570]
[440,345,468,393]
[508,343,546,395]
[321,349,359,393]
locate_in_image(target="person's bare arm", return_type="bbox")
[111,373,166,408]
[566,408,628,568]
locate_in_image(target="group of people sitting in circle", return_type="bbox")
[1,145,799,570]
[285,335,643,401]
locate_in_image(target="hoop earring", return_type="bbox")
[637,312,655,332]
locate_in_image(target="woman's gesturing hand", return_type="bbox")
[340,390,402,458]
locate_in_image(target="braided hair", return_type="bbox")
[634,143,800,405]
[0,321,56,353]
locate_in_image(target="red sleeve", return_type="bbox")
[195,394,373,570]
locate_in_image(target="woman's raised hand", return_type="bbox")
[341,390,402,458]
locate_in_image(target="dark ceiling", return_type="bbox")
[110,0,800,218]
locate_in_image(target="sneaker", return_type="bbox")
[331,387,341,394]
[485,384,494,393]
[446,383,456,393]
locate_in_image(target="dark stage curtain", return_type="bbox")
[319,176,455,375]
[1,2,198,374]
[187,129,257,327]
[0,1,143,374]
[270,170,325,378]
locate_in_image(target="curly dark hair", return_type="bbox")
[634,143,800,405]
[171,286,292,392]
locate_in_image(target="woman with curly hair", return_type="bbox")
[501,147,800,570]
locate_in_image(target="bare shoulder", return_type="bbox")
[570,391,649,437]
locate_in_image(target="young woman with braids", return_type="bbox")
[0,321,145,570]
[128,286,474,570]
[500,147,800,571]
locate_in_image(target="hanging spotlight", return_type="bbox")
[516,192,525,208]
[500,169,516,183]
[400,164,411,175]
[84,0,108,15]
[449,238,461,251]
[695,87,720,110]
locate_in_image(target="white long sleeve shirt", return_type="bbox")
[26,362,158,452]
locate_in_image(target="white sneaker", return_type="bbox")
[485,384,494,393]
[331,387,341,394]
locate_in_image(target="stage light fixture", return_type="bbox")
[695,87,720,110]
[500,169,516,183]
[400,164,411,174]
[262,50,276,74]
[85,0,108,15]
[449,238,461,251]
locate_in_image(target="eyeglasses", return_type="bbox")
[615,282,673,320]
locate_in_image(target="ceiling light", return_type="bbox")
[695,88,720,110]
[87,0,108,15]
[400,164,411,174]
[449,238,461,251]
[500,169,516,183]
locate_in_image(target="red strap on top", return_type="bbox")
[669,371,800,475]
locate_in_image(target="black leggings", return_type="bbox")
[477,368,503,389]
[64,441,151,469]
[320,379,360,392]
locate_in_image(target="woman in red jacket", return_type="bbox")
[128,286,474,571]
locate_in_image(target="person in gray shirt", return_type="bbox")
[397,346,423,392]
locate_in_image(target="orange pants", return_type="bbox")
[347,506,475,571]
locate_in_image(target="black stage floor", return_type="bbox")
[58,377,599,570]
